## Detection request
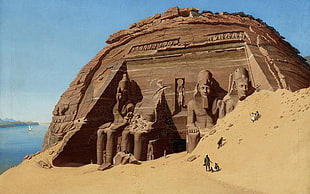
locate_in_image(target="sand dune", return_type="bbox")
[192,88,310,193]
[0,88,309,194]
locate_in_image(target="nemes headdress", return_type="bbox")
[227,67,250,96]
[194,70,214,96]
[118,73,130,91]
[197,70,213,85]
[233,67,249,82]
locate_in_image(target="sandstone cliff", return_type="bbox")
[42,7,310,166]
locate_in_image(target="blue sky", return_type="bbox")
[0,0,309,122]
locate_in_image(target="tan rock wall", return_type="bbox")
[43,7,310,165]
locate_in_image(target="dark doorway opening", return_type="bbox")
[173,139,186,153]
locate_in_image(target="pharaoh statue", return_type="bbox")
[219,67,254,118]
[120,113,154,160]
[97,73,139,165]
[120,78,171,161]
[186,70,222,153]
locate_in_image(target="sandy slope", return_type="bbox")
[192,88,310,194]
[0,88,309,194]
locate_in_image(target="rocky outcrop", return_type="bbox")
[42,7,310,166]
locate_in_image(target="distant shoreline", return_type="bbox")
[0,122,39,128]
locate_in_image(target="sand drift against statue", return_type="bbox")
[42,7,310,169]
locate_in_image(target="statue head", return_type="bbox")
[195,70,213,98]
[232,68,250,100]
[118,74,129,92]
[116,73,130,101]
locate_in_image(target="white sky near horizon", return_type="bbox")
[0,0,309,122]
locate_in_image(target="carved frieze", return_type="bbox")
[129,39,179,53]
[204,31,248,42]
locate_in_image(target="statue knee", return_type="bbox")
[122,130,130,138]
[187,132,201,153]
[106,129,114,138]
[97,128,105,138]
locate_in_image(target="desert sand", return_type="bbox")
[0,88,309,194]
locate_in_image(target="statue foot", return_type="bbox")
[98,162,113,171]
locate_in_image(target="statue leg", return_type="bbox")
[121,130,131,153]
[134,131,144,161]
[187,131,201,153]
[96,128,106,165]
[106,130,116,164]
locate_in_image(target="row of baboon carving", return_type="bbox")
[205,31,248,42]
[130,39,179,52]
[129,31,247,54]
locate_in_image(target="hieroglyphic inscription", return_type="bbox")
[204,31,248,42]
[130,39,179,53]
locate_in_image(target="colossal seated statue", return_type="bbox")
[121,113,154,160]
[186,70,222,153]
[97,73,137,165]
[219,67,254,118]
[120,79,174,161]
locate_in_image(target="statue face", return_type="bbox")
[117,83,129,101]
[118,80,127,92]
[196,70,213,98]
[116,73,130,100]
[236,80,248,100]
[198,83,211,98]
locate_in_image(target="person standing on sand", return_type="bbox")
[204,154,212,171]
[217,137,224,149]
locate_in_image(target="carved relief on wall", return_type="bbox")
[129,39,179,53]
[174,78,186,114]
[204,31,248,42]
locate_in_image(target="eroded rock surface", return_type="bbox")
[43,7,310,166]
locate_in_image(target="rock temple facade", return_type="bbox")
[42,7,310,166]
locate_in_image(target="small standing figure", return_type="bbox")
[177,79,185,108]
[255,85,260,92]
[174,78,186,114]
[217,137,225,149]
[204,154,212,171]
